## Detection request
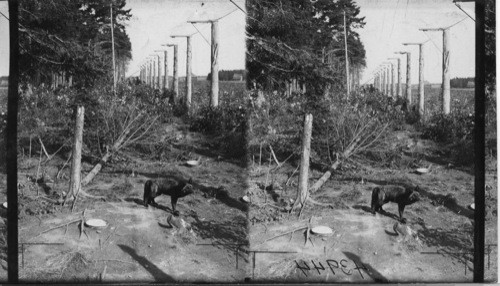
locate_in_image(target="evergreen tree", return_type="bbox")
[19,0,132,87]
[246,0,366,93]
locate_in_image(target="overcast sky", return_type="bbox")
[356,0,475,84]
[0,2,8,77]
[124,0,246,77]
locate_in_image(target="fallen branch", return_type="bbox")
[37,195,61,204]
[94,259,135,265]
[307,197,333,208]
[258,226,308,245]
[78,189,106,200]
[32,218,81,238]
[256,202,281,209]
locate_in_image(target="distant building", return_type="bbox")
[466,81,475,88]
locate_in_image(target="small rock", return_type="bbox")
[149,245,152,248]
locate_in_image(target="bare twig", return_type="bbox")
[44,138,70,163]
[38,137,50,159]
[269,145,281,166]
[94,259,135,265]
[32,218,81,239]
[35,144,43,196]
[56,153,72,179]
[259,143,262,166]
[285,164,300,186]
[264,151,272,204]
[307,197,333,208]
[257,226,308,245]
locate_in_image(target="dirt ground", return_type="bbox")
[0,117,496,283]
[248,129,497,283]
[14,119,249,283]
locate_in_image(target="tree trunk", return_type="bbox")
[64,106,85,205]
[292,114,313,210]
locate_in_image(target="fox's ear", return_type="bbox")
[188,178,193,184]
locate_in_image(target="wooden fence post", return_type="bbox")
[388,63,394,97]
[149,58,153,87]
[406,52,412,105]
[64,106,85,205]
[293,114,313,211]
[391,62,396,98]
[157,54,161,90]
[397,58,402,98]
[380,66,385,94]
[419,43,425,117]
[210,20,219,107]
[186,35,192,109]
[164,50,168,92]
[383,66,388,96]
[442,28,451,114]
[172,44,179,99]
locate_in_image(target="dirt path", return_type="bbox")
[17,120,249,283]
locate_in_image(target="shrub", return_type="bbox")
[17,83,169,159]
[421,112,474,143]
[190,104,247,159]
[248,89,393,166]
[421,112,474,165]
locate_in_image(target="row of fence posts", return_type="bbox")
[371,20,471,118]
[138,19,224,111]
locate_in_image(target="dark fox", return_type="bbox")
[371,185,420,223]
[144,178,194,216]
